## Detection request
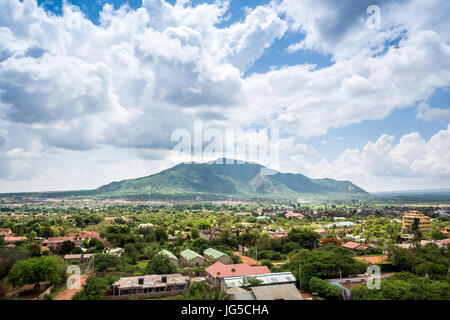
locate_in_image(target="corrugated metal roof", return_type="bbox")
[223,272,296,288]
[204,247,228,259]
[180,249,204,260]
[158,249,178,260]
[251,283,304,300]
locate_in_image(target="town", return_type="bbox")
[0,198,449,300]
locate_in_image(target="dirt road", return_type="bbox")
[55,275,88,300]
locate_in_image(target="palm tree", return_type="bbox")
[231,268,236,276]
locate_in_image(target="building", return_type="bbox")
[42,231,104,250]
[221,272,297,291]
[268,228,288,239]
[158,249,179,266]
[111,274,190,298]
[203,248,231,264]
[64,254,93,263]
[285,212,304,220]
[205,262,270,288]
[227,283,303,300]
[42,237,80,249]
[326,273,394,298]
[138,223,154,229]
[0,228,14,237]
[66,231,104,244]
[180,249,205,267]
[440,227,450,236]
[341,241,369,251]
[325,221,355,228]
[4,236,26,244]
[438,238,450,247]
[402,211,431,234]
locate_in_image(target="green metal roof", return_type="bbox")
[158,249,177,260]
[180,249,204,260]
[204,247,228,259]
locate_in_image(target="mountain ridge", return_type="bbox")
[95,158,369,200]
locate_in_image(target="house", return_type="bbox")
[203,248,231,264]
[0,228,14,237]
[138,223,154,229]
[104,248,124,256]
[227,283,303,300]
[285,212,304,219]
[221,272,296,291]
[158,249,179,266]
[326,273,394,298]
[66,231,104,244]
[440,227,450,236]
[341,241,369,251]
[205,262,270,288]
[42,237,80,249]
[269,228,288,239]
[111,274,190,298]
[325,221,355,228]
[4,236,27,244]
[64,254,93,263]
[438,238,450,247]
[180,249,205,267]
[234,212,252,216]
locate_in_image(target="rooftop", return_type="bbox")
[112,274,189,289]
[180,249,204,260]
[341,241,366,249]
[205,262,270,278]
[204,247,228,259]
[251,283,304,300]
[222,272,296,289]
[158,249,178,260]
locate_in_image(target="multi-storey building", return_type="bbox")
[402,211,431,234]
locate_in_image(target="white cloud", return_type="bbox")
[0,0,449,191]
[302,125,450,191]
[416,101,450,122]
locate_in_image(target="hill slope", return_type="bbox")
[95,158,369,201]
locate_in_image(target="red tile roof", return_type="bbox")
[342,241,367,249]
[205,262,270,278]
[42,237,75,244]
[4,236,27,242]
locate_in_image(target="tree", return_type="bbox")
[94,254,121,272]
[72,275,118,300]
[0,246,29,278]
[26,242,42,257]
[241,276,263,288]
[309,277,343,300]
[187,281,228,300]
[351,273,450,300]
[388,248,422,272]
[287,229,320,250]
[60,241,75,255]
[191,228,200,240]
[145,253,177,274]
[288,249,367,291]
[8,256,64,291]
[411,218,422,241]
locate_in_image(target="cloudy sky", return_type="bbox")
[0,0,449,193]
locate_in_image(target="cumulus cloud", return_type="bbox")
[302,125,450,191]
[0,0,449,191]
[416,101,450,122]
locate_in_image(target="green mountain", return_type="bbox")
[95,158,369,201]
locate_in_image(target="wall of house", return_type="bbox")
[104,288,188,300]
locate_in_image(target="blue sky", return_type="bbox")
[0,0,449,192]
